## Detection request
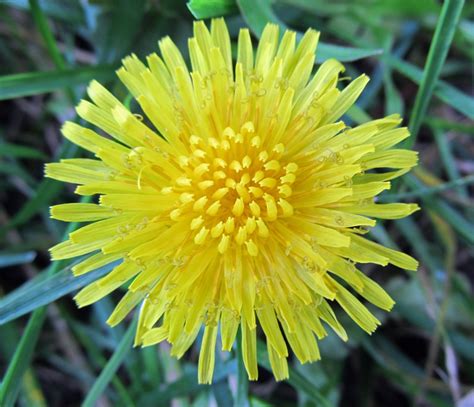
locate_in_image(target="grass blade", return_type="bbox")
[0,260,120,325]
[0,142,47,160]
[81,318,136,407]
[404,0,465,148]
[404,175,474,244]
[0,251,36,268]
[0,65,115,101]
[236,329,250,407]
[379,174,474,202]
[136,360,237,405]
[187,0,238,18]
[0,307,49,407]
[384,59,473,122]
[0,201,88,406]
[237,0,382,62]
[28,0,77,103]
[256,339,332,407]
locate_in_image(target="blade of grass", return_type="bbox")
[0,259,120,325]
[384,56,473,120]
[0,321,47,407]
[379,174,474,202]
[236,329,249,407]
[136,360,237,405]
[425,118,474,135]
[212,353,233,407]
[0,197,90,406]
[81,318,137,407]
[404,0,465,148]
[187,0,238,18]
[0,142,47,160]
[28,0,76,103]
[0,251,36,268]
[256,339,332,407]
[236,0,382,62]
[0,141,77,237]
[0,65,115,101]
[68,320,135,404]
[404,175,474,244]
[432,127,469,198]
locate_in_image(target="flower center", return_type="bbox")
[167,121,298,256]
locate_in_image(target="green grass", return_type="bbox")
[0,0,473,406]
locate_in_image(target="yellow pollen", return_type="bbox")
[191,216,204,230]
[225,217,235,233]
[166,122,297,255]
[206,201,221,216]
[194,227,209,244]
[278,198,294,217]
[253,171,264,183]
[211,222,224,238]
[236,184,250,202]
[177,177,192,187]
[235,226,247,245]
[264,194,278,221]
[241,121,255,135]
[212,187,229,200]
[251,136,261,148]
[194,163,210,177]
[256,218,269,237]
[214,158,227,168]
[264,160,281,171]
[170,208,181,221]
[193,196,208,211]
[230,160,242,172]
[217,235,230,253]
[258,151,269,162]
[249,201,261,217]
[242,155,252,168]
[245,239,258,256]
[214,170,227,180]
[180,192,194,203]
[246,217,256,234]
[232,198,244,217]
[198,180,214,190]
[223,127,235,139]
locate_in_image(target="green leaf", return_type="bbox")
[0,141,78,236]
[0,260,120,325]
[256,339,332,407]
[316,43,383,62]
[404,175,474,244]
[237,0,382,62]
[236,329,250,407]
[81,318,136,407]
[379,174,474,202]
[212,355,234,407]
[136,360,237,405]
[0,205,88,407]
[92,0,147,63]
[0,65,115,101]
[0,251,36,268]
[404,0,465,148]
[187,0,238,18]
[3,0,85,24]
[0,142,47,160]
[384,56,473,120]
[0,308,49,407]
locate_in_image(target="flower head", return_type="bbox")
[47,19,418,383]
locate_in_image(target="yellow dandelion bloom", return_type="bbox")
[46,19,419,383]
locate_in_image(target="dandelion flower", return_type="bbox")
[46,19,419,383]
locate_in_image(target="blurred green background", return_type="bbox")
[0,0,473,406]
